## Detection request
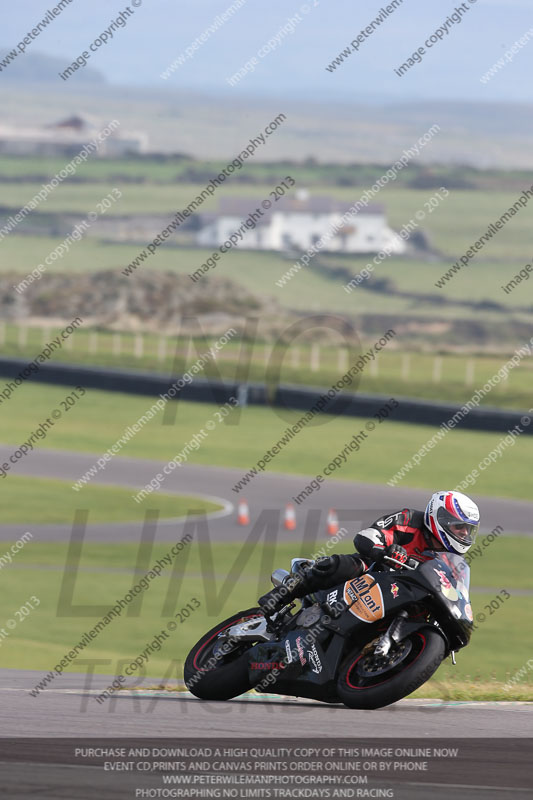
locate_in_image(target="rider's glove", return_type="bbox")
[309,555,340,580]
[384,544,408,569]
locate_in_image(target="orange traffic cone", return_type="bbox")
[237,499,250,526]
[326,508,339,536]
[284,503,296,531]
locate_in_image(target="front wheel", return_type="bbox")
[184,608,264,701]
[337,628,445,710]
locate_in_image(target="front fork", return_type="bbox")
[374,611,408,657]
[374,611,454,661]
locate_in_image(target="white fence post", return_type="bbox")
[500,370,508,393]
[88,331,98,354]
[17,324,28,348]
[338,349,348,372]
[432,357,442,384]
[401,354,410,382]
[310,344,320,372]
[465,359,475,386]
[290,347,300,369]
[157,336,167,362]
[134,333,143,358]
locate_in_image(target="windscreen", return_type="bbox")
[421,550,470,593]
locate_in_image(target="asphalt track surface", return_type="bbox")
[1,446,532,798]
[3,669,531,738]
[1,670,531,798]
[1,445,532,544]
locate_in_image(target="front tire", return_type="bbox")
[184,608,264,701]
[337,628,445,709]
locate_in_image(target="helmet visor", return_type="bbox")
[436,507,478,547]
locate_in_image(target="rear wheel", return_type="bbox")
[337,628,445,709]
[184,608,264,701]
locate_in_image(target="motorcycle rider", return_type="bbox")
[258,490,480,615]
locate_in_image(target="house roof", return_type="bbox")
[47,114,99,131]
[215,195,384,217]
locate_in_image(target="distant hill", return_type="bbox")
[0,51,105,84]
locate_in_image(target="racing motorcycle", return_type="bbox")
[184,551,473,709]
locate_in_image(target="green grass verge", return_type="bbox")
[141,682,533,701]
[410,680,533,702]
[1,385,533,502]
[0,475,221,524]
[3,538,532,693]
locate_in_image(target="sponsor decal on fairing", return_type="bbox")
[284,639,293,663]
[343,574,385,623]
[296,636,307,666]
[308,643,322,674]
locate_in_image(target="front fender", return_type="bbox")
[395,618,450,653]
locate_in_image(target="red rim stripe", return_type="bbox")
[192,614,262,671]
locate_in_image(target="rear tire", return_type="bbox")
[337,628,445,710]
[184,608,264,701]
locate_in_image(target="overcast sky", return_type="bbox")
[2,0,533,103]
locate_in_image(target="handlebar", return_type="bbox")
[382,555,418,571]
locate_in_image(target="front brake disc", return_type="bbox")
[356,639,413,677]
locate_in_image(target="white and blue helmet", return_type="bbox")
[425,491,480,555]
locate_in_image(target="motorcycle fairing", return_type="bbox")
[394,551,473,648]
[246,640,302,686]
[246,628,336,691]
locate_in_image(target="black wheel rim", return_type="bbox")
[345,632,427,690]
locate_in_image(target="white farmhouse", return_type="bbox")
[196,191,405,254]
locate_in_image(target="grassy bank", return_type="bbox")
[0,475,221,524]
[1,385,533,501]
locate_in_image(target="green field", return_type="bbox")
[0,475,221,524]
[2,536,531,696]
[1,234,531,354]
[2,157,532,358]
[3,183,532,261]
[1,384,533,502]
[3,235,512,319]
[1,154,530,190]
[0,177,530,254]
